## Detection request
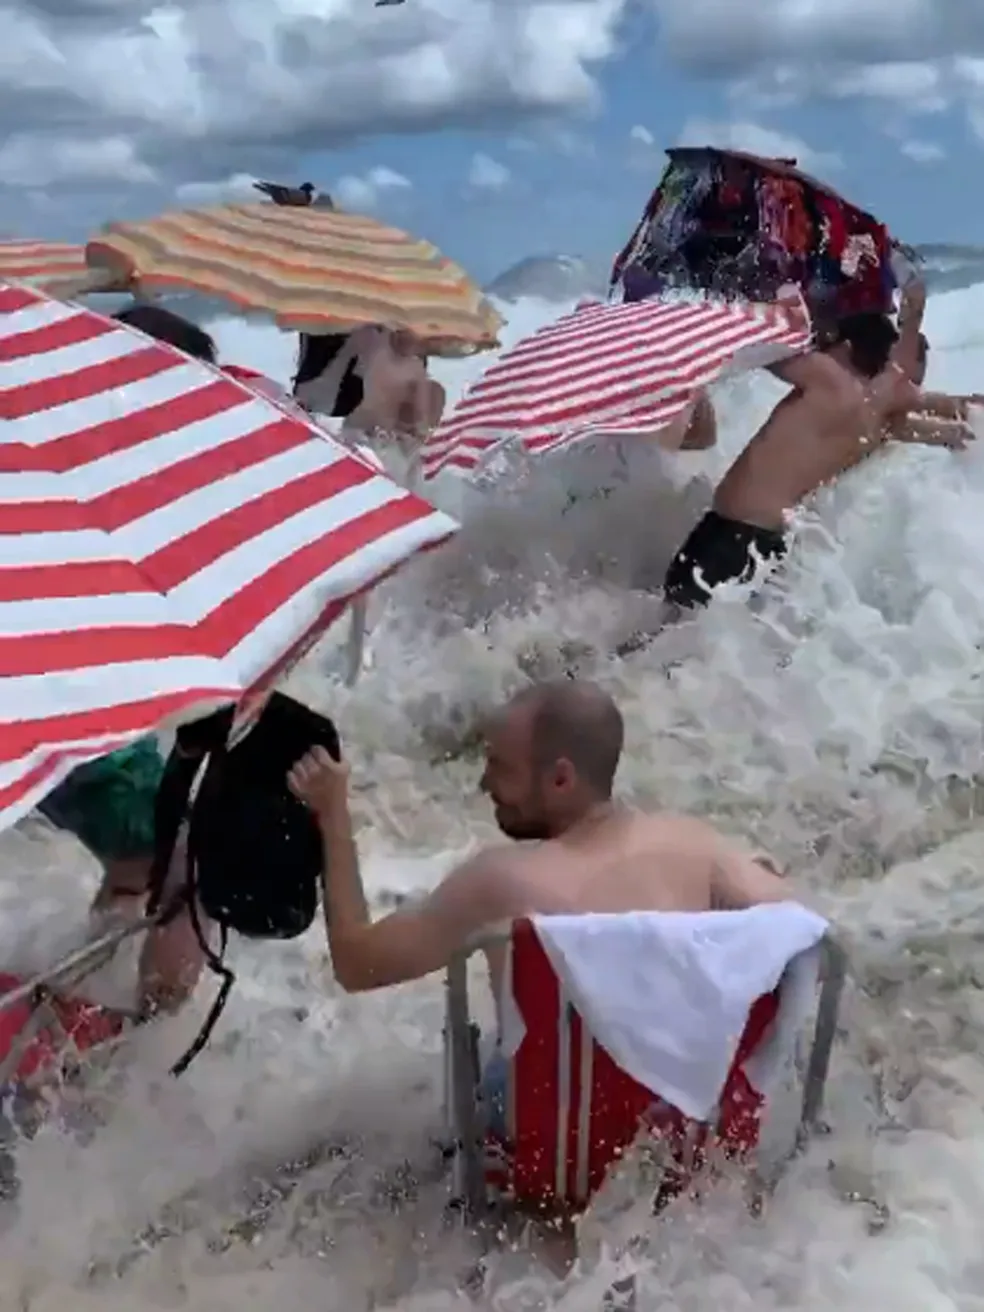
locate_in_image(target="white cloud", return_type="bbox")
[2,0,982,233]
[0,0,627,226]
[549,128,595,157]
[0,133,155,188]
[654,0,950,73]
[627,122,658,171]
[652,3,984,147]
[175,173,258,206]
[678,119,842,174]
[334,166,412,213]
[731,58,949,117]
[467,153,511,191]
[828,61,946,110]
[899,138,945,162]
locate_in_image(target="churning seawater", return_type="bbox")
[3,283,984,1310]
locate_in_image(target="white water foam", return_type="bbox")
[3,288,984,1309]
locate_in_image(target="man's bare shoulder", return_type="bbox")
[630,809,724,850]
[436,842,534,911]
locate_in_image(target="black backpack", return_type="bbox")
[148,692,342,1075]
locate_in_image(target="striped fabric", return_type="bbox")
[421,295,811,478]
[0,281,459,830]
[0,239,87,288]
[86,204,502,355]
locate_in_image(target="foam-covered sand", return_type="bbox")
[2,285,984,1309]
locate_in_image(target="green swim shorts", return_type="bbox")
[37,737,165,863]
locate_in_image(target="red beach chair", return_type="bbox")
[442,914,845,1219]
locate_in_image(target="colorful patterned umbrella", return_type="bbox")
[85,204,502,355]
[0,280,459,830]
[421,295,811,478]
[0,239,89,291]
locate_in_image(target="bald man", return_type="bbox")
[288,680,791,1124]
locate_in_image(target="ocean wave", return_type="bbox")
[3,282,984,1309]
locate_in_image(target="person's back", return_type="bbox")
[715,312,907,531]
[490,810,734,919]
[467,683,790,1000]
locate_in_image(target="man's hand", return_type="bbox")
[288,746,350,820]
[931,421,975,450]
[891,413,975,449]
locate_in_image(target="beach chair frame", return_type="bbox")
[0,917,148,1087]
[442,919,847,1220]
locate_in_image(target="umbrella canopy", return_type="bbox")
[421,295,811,479]
[84,204,502,355]
[0,239,88,290]
[0,280,458,830]
[611,147,897,320]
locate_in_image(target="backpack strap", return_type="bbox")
[146,748,203,925]
[147,708,236,923]
[168,917,232,1076]
[164,830,237,1078]
[142,708,241,1077]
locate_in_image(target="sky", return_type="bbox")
[3,0,984,285]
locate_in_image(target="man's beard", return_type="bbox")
[494,806,552,842]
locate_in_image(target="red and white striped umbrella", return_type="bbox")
[0,281,458,830]
[421,295,811,479]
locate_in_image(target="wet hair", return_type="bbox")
[113,304,217,363]
[831,312,899,380]
[514,679,624,797]
[292,332,364,416]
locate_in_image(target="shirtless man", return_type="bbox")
[287,679,792,1119]
[661,308,972,610]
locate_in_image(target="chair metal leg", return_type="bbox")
[0,918,151,1018]
[751,934,848,1199]
[797,936,847,1142]
[445,955,486,1218]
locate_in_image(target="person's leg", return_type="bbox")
[90,857,154,920]
[136,833,207,1017]
[415,377,446,431]
[662,512,727,610]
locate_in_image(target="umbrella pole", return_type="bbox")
[0,916,154,1016]
[405,447,424,495]
[345,597,368,686]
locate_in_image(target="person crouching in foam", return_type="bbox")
[293,327,446,449]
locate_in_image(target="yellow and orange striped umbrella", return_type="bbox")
[0,238,88,289]
[85,204,502,355]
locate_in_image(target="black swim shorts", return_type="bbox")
[663,510,787,610]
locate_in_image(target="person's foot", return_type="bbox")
[89,857,152,924]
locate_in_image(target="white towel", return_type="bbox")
[502,903,828,1122]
